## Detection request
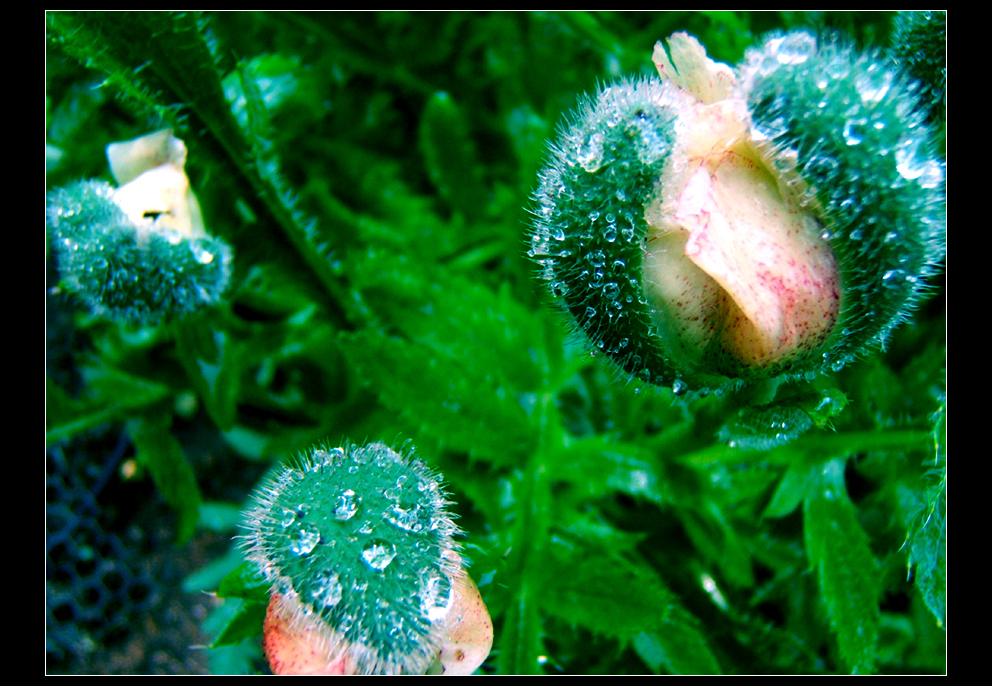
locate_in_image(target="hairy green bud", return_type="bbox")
[46,130,232,324]
[528,31,945,396]
[47,180,232,323]
[242,442,488,675]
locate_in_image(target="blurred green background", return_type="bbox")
[46,11,945,674]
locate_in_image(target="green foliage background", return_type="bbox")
[46,11,945,674]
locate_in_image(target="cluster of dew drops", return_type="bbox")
[746,31,944,249]
[258,445,455,633]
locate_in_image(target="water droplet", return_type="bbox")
[578,132,605,172]
[310,449,331,468]
[775,32,816,65]
[843,120,864,146]
[753,103,789,140]
[857,65,892,103]
[279,509,297,528]
[585,306,596,319]
[552,226,565,241]
[603,282,620,300]
[290,523,321,556]
[603,225,617,243]
[334,489,361,521]
[190,242,215,264]
[385,503,421,532]
[825,59,848,80]
[895,137,925,179]
[361,539,397,571]
[421,571,455,622]
[311,570,344,608]
[918,162,944,189]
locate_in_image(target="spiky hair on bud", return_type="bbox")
[528,77,687,391]
[241,441,465,675]
[891,11,946,125]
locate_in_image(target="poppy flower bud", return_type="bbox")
[46,129,232,324]
[242,442,492,675]
[529,32,945,396]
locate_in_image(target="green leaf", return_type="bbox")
[184,547,245,593]
[127,413,202,543]
[419,91,488,219]
[763,463,814,519]
[211,599,269,649]
[221,426,272,461]
[717,403,813,450]
[906,399,946,628]
[542,536,721,674]
[350,253,544,393]
[804,458,880,673]
[796,387,848,430]
[46,365,171,445]
[173,312,239,430]
[217,562,271,604]
[546,436,669,505]
[633,607,722,675]
[541,541,673,637]
[198,501,245,533]
[338,331,535,466]
[497,575,545,675]
[908,497,945,629]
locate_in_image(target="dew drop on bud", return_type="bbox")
[361,539,397,571]
[290,523,321,556]
[311,570,344,608]
[334,489,360,521]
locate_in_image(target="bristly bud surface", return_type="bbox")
[242,441,476,675]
